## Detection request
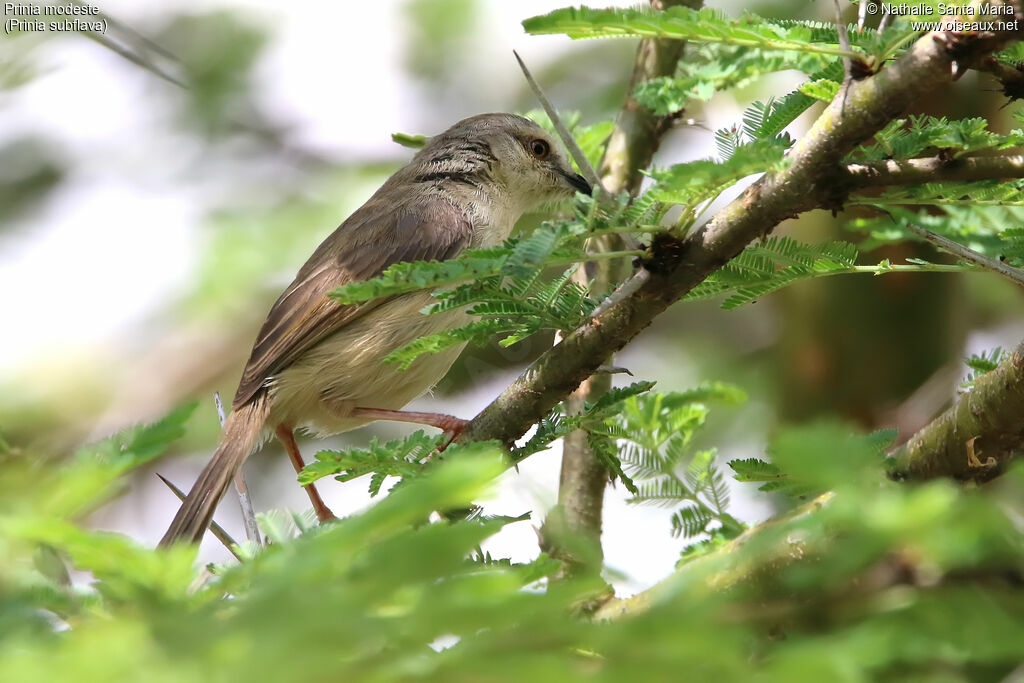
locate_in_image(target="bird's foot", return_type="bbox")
[351,407,469,450]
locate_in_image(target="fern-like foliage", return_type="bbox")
[845,117,1024,261]
[300,430,447,493]
[523,7,863,58]
[300,381,670,503]
[684,236,859,309]
[753,60,844,138]
[728,457,809,498]
[634,44,837,116]
[386,263,596,370]
[649,137,789,207]
[585,383,750,541]
[299,436,505,513]
[995,41,1024,67]
[513,381,658,491]
[1001,227,1024,265]
[848,115,1024,162]
[799,78,839,102]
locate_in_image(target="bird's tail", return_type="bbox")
[159,395,271,548]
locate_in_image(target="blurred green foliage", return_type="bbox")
[2,409,1023,681]
[154,10,269,135]
[404,0,479,83]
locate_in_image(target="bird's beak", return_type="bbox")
[561,170,592,196]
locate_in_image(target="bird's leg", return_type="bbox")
[351,407,469,445]
[275,425,337,523]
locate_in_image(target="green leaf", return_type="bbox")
[685,237,859,308]
[586,381,658,416]
[301,431,445,489]
[523,6,860,59]
[798,78,839,102]
[630,477,690,508]
[670,505,713,539]
[728,457,783,482]
[391,132,428,148]
[650,137,789,206]
[634,46,838,116]
[847,201,1024,261]
[961,347,1005,389]
[849,115,1024,163]
[77,401,197,471]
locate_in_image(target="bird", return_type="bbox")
[159,113,592,547]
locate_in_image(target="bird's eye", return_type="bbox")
[529,139,550,159]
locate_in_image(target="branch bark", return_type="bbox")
[888,339,1024,480]
[459,21,1024,450]
[538,0,703,576]
[846,154,1024,185]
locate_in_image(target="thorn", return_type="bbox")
[156,473,244,560]
[512,49,606,198]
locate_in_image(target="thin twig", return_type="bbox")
[214,392,263,547]
[902,223,1024,288]
[877,10,894,33]
[213,392,227,426]
[513,50,606,197]
[70,0,179,63]
[833,0,852,76]
[845,155,1024,186]
[77,30,186,88]
[156,474,243,560]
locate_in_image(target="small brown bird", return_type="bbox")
[160,113,591,547]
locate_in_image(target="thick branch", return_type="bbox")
[461,22,1024,448]
[888,340,1024,480]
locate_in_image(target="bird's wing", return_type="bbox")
[232,195,473,409]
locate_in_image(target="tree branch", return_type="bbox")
[846,154,1024,185]
[904,222,1024,287]
[888,339,1024,481]
[967,53,1024,101]
[460,21,1024,449]
[538,0,703,578]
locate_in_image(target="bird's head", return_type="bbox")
[415,113,592,211]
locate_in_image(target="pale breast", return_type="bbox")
[266,291,470,436]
